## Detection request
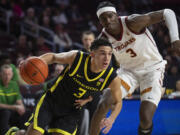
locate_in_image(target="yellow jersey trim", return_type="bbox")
[48,127,77,135]
[24,113,34,126]
[100,68,114,91]
[0,92,18,96]
[50,67,69,93]
[33,94,46,134]
[69,51,83,77]
[84,56,106,82]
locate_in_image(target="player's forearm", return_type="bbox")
[109,101,122,123]
[163,9,179,42]
[39,53,56,65]
[90,103,109,135]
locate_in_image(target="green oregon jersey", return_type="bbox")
[46,51,117,109]
[0,80,21,105]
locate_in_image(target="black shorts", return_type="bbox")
[25,94,80,134]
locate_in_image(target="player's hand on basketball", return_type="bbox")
[74,96,93,109]
[171,40,180,56]
[100,117,114,134]
[18,60,25,68]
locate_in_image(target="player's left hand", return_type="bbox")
[171,40,180,56]
[100,117,114,134]
[74,96,93,109]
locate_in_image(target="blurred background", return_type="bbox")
[0,0,180,135]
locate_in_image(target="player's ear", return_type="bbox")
[90,51,95,57]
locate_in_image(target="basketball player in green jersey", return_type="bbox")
[6,38,122,135]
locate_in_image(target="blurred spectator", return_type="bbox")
[81,31,95,52]
[43,64,64,91]
[52,7,68,25]
[0,0,11,10]
[117,3,128,16]
[55,0,70,7]
[11,0,24,19]
[53,24,72,52]
[164,55,173,74]
[24,7,38,24]
[68,4,83,23]
[15,35,32,58]
[42,7,52,17]
[0,64,25,134]
[0,53,19,82]
[40,16,53,29]
[168,80,180,98]
[24,7,38,33]
[165,65,180,94]
[34,36,52,55]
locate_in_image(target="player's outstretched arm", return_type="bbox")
[126,10,164,33]
[39,50,78,66]
[89,77,122,135]
[100,77,122,134]
[127,9,180,55]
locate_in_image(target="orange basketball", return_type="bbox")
[19,57,48,85]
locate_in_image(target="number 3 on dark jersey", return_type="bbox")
[73,87,87,98]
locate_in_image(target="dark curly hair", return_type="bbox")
[90,38,112,51]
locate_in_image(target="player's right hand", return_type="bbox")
[74,96,93,109]
[18,60,25,69]
[100,117,114,134]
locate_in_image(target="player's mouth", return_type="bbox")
[103,62,109,68]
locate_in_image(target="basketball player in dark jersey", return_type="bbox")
[6,38,122,135]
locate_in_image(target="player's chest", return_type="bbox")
[109,34,145,57]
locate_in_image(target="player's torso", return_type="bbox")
[101,17,163,70]
[46,52,115,108]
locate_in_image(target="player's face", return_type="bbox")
[92,46,112,70]
[99,11,119,33]
[82,34,95,51]
[1,68,13,84]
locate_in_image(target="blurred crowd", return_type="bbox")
[0,0,180,133]
[0,0,179,95]
[0,0,179,97]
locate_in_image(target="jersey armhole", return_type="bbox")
[104,68,117,89]
[69,51,83,76]
[125,17,146,35]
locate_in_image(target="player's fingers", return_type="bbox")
[100,118,106,129]
[103,119,110,127]
[75,99,81,103]
[102,125,111,134]
[74,102,79,106]
[75,105,81,109]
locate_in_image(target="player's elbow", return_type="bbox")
[164,9,174,13]
[163,9,176,19]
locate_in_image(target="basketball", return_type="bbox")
[19,57,48,85]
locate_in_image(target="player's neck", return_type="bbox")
[106,25,122,40]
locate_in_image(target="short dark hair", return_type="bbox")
[97,1,115,11]
[82,31,95,38]
[90,38,112,51]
